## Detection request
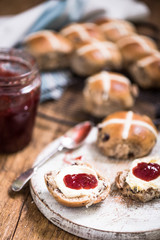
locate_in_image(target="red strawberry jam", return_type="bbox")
[132,162,160,181]
[63,173,98,189]
[0,49,41,153]
[72,122,92,144]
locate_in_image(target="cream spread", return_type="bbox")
[55,165,104,198]
[126,156,160,191]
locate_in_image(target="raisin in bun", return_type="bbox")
[129,51,160,88]
[83,71,138,117]
[97,111,157,159]
[60,23,105,48]
[116,156,160,202]
[44,162,110,208]
[97,19,136,42]
[70,41,122,76]
[117,35,157,65]
[23,30,73,70]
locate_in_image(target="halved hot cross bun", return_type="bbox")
[96,18,136,42]
[70,41,122,76]
[129,51,160,88]
[23,30,73,70]
[117,35,157,65]
[116,156,160,202]
[83,71,138,117]
[97,111,157,159]
[44,161,110,207]
[60,22,105,48]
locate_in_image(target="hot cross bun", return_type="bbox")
[116,156,160,202]
[24,30,73,70]
[117,35,157,65]
[96,19,136,42]
[60,23,105,48]
[129,51,160,88]
[44,161,110,207]
[70,41,122,76]
[97,111,157,159]
[83,71,138,117]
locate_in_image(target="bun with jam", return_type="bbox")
[116,156,160,202]
[71,41,122,76]
[23,30,73,70]
[44,161,110,207]
[97,111,157,159]
[83,71,138,117]
[96,18,136,42]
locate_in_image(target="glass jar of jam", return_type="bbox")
[0,48,41,153]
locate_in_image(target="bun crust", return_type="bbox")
[60,23,105,49]
[117,35,157,65]
[44,163,110,207]
[24,30,73,70]
[129,51,160,88]
[83,71,138,117]
[71,41,122,76]
[116,170,160,202]
[97,19,136,42]
[97,111,157,159]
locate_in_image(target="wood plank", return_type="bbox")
[12,194,83,240]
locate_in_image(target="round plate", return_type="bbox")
[30,128,160,240]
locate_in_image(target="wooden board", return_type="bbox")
[30,128,160,240]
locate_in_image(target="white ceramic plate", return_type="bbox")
[30,128,160,240]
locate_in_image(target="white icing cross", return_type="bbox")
[122,111,133,139]
[26,30,61,49]
[99,111,158,139]
[61,24,91,41]
[138,52,160,67]
[118,35,153,52]
[100,21,129,35]
[83,23,97,29]
[89,72,111,100]
[77,41,115,59]
[88,71,130,100]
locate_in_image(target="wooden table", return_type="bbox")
[1,1,160,240]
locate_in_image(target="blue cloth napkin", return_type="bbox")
[27,1,68,33]
[40,70,73,102]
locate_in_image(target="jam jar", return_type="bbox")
[0,48,41,153]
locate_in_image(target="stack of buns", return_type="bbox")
[24,19,160,88]
[23,18,160,117]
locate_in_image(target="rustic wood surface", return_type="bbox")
[0,1,160,240]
